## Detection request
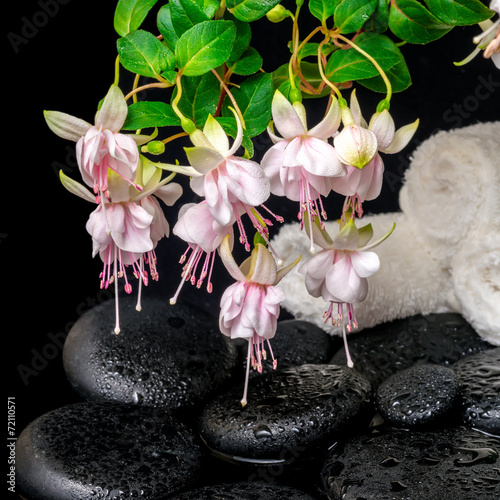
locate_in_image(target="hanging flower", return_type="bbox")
[185,110,275,251]
[298,216,394,367]
[169,200,235,304]
[59,158,183,333]
[332,90,418,216]
[455,1,500,68]
[218,235,300,405]
[44,84,153,200]
[261,90,345,252]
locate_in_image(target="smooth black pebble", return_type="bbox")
[376,364,460,428]
[63,296,237,410]
[330,313,492,387]
[452,347,500,436]
[237,319,340,377]
[321,425,500,500]
[168,481,318,499]
[199,364,372,463]
[15,401,203,500]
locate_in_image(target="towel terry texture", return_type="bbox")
[271,121,500,346]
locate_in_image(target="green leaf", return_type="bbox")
[169,0,210,35]
[117,30,175,78]
[230,47,263,75]
[334,0,379,34]
[157,5,179,52]
[175,20,236,76]
[173,71,221,126]
[309,0,339,22]
[325,32,402,82]
[423,0,493,26]
[296,42,335,62]
[200,0,221,18]
[226,17,252,64]
[389,0,452,44]
[358,54,412,93]
[226,0,282,22]
[114,0,159,36]
[362,0,390,33]
[122,101,181,129]
[222,72,273,137]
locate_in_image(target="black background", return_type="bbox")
[4,0,499,479]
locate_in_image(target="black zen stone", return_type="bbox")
[452,347,500,436]
[63,296,238,410]
[15,402,203,500]
[236,319,341,377]
[199,364,372,463]
[168,481,319,499]
[330,313,492,388]
[321,425,500,500]
[375,364,460,428]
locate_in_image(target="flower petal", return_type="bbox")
[380,118,419,154]
[44,110,92,142]
[368,109,395,151]
[296,137,344,177]
[154,183,183,206]
[271,90,306,139]
[185,146,225,174]
[349,89,368,128]
[332,219,359,251]
[350,250,380,278]
[59,170,96,203]
[245,243,277,285]
[203,114,230,153]
[334,124,378,168]
[95,84,128,133]
[220,234,246,282]
[308,96,341,139]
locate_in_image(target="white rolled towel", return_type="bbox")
[271,122,500,345]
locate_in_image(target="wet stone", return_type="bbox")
[198,364,372,464]
[452,347,500,436]
[375,364,460,428]
[321,425,500,500]
[63,296,238,411]
[168,481,319,499]
[330,313,492,388]
[235,319,340,377]
[15,402,203,500]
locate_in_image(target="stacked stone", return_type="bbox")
[15,298,499,499]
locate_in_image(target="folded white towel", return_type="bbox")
[271,122,500,346]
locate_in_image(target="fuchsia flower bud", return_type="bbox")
[331,91,418,217]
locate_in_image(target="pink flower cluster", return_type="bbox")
[45,84,417,402]
[45,85,183,333]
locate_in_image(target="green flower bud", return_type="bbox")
[146,140,165,155]
[266,4,291,23]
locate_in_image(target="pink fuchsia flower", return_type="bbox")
[44,84,153,201]
[218,235,300,405]
[185,110,276,251]
[261,90,345,252]
[298,217,394,367]
[332,90,419,216]
[456,1,500,68]
[169,200,235,304]
[59,166,182,333]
